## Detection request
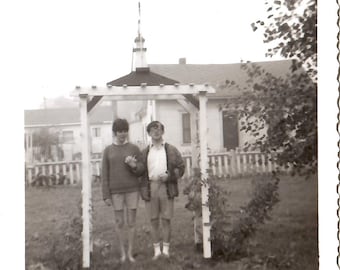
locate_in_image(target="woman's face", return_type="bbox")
[115,130,128,144]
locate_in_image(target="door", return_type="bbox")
[222,111,239,150]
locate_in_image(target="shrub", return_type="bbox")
[184,171,280,261]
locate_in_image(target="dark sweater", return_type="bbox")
[139,143,185,201]
[101,143,144,200]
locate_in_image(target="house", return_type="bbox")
[25,106,116,162]
[105,57,294,153]
[124,59,294,153]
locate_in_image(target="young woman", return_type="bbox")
[101,118,144,263]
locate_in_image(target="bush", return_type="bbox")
[184,171,280,261]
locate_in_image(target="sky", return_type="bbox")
[0,1,338,269]
[4,0,282,110]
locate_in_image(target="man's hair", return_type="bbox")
[112,118,129,134]
[146,121,164,133]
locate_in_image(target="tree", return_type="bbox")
[32,127,62,161]
[252,0,317,81]
[228,0,317,176]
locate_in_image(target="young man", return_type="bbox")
[140,121,185,260]
[101,118,144,263]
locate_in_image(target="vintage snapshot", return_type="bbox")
[20,0,329,269]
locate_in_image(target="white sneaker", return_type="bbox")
[152,253,161,260]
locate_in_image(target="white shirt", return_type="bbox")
[147,143,167,181]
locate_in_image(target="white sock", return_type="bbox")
[163,242,170,255]
[153,242,161,256]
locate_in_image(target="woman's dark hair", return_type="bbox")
[112,118,129,134]
[146,121,164,133]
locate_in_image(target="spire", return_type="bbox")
[132,1,148,71]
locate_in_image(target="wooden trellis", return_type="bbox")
[71,83,215,269]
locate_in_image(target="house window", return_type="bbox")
[182,113,191,144]
[62,130,74,143]
[222,111,239,150]
[92,127,101,137]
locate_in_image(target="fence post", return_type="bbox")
[236,148,241,177]
[28,168,32,186]
[185,157,191,179]
[242,153,247,176]
[230,149,236,177]
[95,161,100,180]
[268,153,273,172]
[48,160,53,185]
[254,154,260,174]
[223,155,229,178]
[34,166,39,184]
[55,163,60,184]
[210,156,216,177]
[76,160,81,183]
[41,164,46,185]
[62,164,67,184]
[217,156,223,178]
[69,164,74,184]
[261,154,266,173]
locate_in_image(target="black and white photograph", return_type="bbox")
[1,0,337,269]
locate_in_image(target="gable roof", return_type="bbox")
[25,60,296,127]
[149,59,294,97]
[24,106,114,127]
[107,67,179,86]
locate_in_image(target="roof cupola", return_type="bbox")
[132,2,148,71]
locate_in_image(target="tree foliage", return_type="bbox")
[32,127,61,160]
[252,0,317,80]
[228,0,317,176]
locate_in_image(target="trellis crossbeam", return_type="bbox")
[70,84,215,97]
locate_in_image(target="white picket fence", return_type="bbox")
[25,150,282,186]
[25,158,102,186]
[182,150,280,179]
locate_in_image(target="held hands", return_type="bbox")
[125,155,137,169]
[173,168,180,178]
[104,198,112,206]
[158,171,169,182]
[158,169,180,182]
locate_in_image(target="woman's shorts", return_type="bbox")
[111,191,139,211]
[145,181,174,220]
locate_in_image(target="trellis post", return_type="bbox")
[198,90,212,258]
[176,99,202,247]
[80,94,92,269]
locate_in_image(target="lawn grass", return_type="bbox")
[26,174,318,270]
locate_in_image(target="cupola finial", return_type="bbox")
[132,1,148,70]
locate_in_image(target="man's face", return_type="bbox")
[148,124,164,140]
[116,130,128,144]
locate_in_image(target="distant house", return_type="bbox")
[24,106,116,162]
